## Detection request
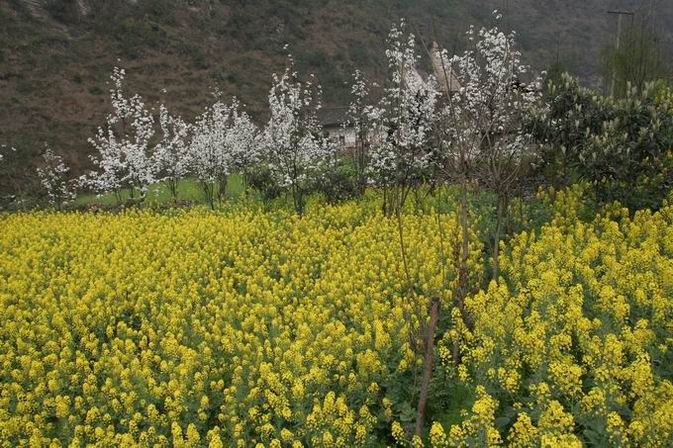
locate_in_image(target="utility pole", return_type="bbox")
[607,10,634,97]
[499,0,510,31]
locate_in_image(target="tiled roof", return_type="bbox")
[319,107,350,126]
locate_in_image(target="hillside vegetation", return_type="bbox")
[2,0,672,184]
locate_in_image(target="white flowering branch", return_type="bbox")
[36,146,74,210]
[153,104,192,202]
[368,20,439,216]
[260,54,333,214]
[83,67,156,202]
[438,11,543,280]
[347,69,376,195]
[189,96,259,209]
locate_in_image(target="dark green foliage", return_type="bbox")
[114,17,169,58]
[528,74,614,187]
[301,48,330,69]
[310,161,360,205]
[88,85,104,95]
[0,145,40,210]
[245,165,282,203]
[529,74,673,211]
[586,91,673,211]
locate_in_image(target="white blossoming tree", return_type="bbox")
[190,100,230,209]
[368,20,439,216]
[357,21,442,439]
[347,69,376,195]
[153,104,192,202]
[36,146,74,210]
[437,12,542,280]
[261,57,332,214]
[84,67,156,203]
[189,97,258,209]
[225,105,260,188]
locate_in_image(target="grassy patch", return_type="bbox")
[72,175,246,208]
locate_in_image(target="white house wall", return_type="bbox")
[325,127,357,150]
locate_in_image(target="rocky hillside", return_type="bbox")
[1,0,672,191]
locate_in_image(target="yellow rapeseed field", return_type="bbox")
[0,204,477,447]
[3,190,673,447]
[430,189,673,448]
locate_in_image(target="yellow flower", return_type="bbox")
[208,434,224,448]
[392,421,405,445]
[508,413,538,448]
[429,422,448,448]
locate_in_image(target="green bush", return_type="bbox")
[245,165,282,203]
[310,162,359,205]
[529,74,673,211]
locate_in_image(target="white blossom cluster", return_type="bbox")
[153,103,192,198]
[11,12,544,212]
[83,67,156,196]
[347,70,377,191]
[261,62,334,191]
[81,68,260,204]
[78,62,330,209]
[36,146,74,208]
[191,98,258,185]
[347,70,373,140]
[365,20,439,188]
[438,12,543,177]
[190,97,259,206]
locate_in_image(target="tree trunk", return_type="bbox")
[169,179,178,203]
[356,141,367,197]
[413,185,422,213]
[415,297,440,438]
[458,180,470,313]
[493,194,505,281]
[297,190,304,215]
[202,182,215,210]
[292,183,304,215]
[217,175,228,204]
